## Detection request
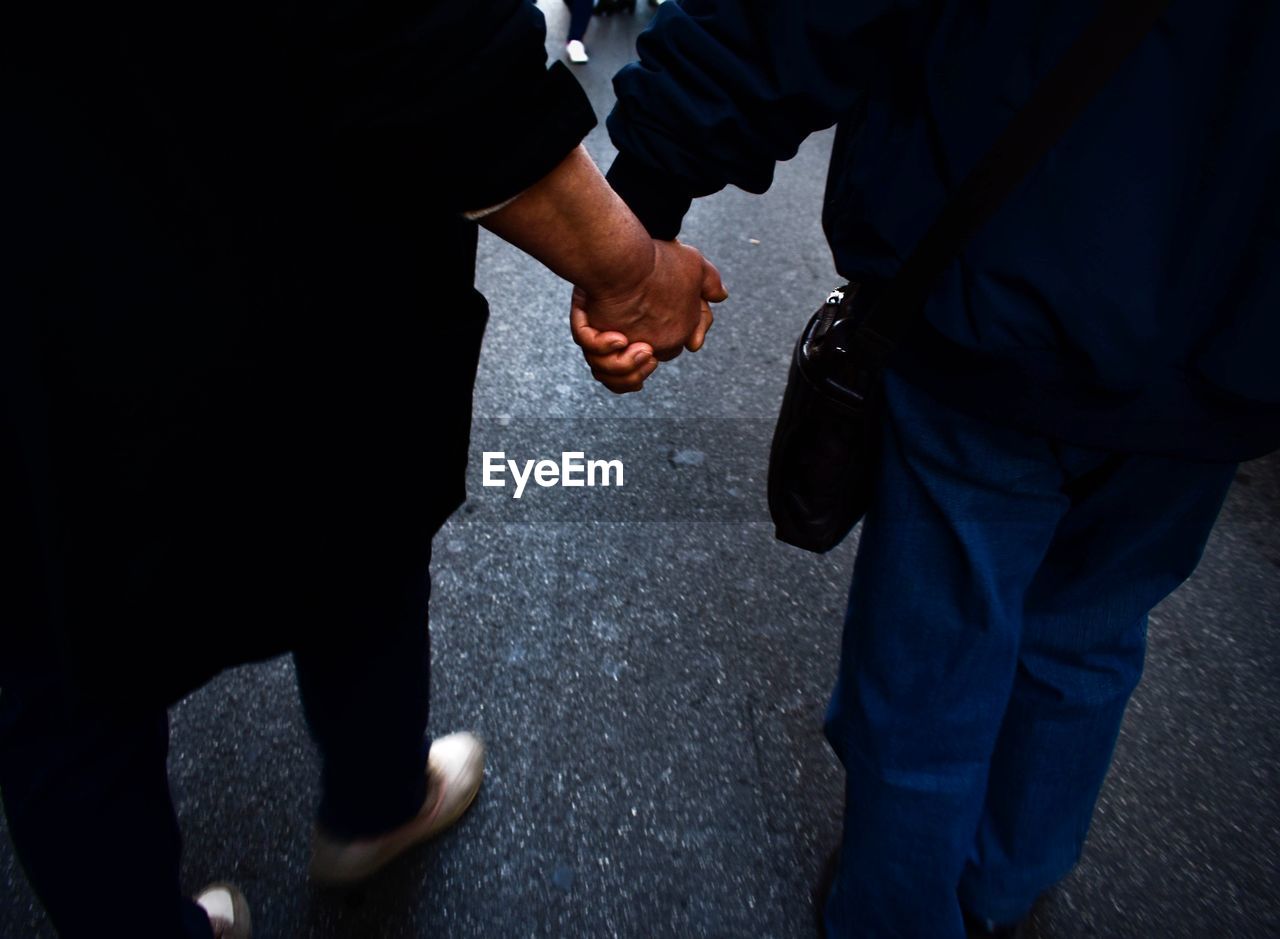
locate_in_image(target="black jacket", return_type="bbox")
[2,1,595,709]
[606,0,1280,462]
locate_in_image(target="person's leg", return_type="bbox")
[822,371,1076,938]
[568,0,594,43]
[958,452,1236,926]
[292,553,434,840]
[0,672,213,938]
[0,426,220,937]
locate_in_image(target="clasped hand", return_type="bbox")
[571,239,727,394]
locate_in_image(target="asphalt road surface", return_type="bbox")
[3,5,1278,937]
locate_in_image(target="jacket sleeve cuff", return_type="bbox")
[454,62,599,212]
[605,151,694,241]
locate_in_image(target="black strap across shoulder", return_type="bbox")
[856,0,1173,354]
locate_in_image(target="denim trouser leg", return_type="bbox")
[958,450,1234,925]
[293,556,434,840]
[822,371,1235,938]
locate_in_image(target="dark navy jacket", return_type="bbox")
[3,1,595,709]
[607,0,1280,462]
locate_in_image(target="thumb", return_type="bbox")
[701,258,728,303]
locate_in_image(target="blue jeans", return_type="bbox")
[822,371,1236,938]
[0,555,434,938]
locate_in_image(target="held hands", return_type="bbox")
[571,239,727,394]
[472,145,724,392]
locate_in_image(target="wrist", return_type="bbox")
[578,229,657,302]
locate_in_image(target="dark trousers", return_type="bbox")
[0,559,434,938]
[822,370,1237,938]
[568,0,593,42]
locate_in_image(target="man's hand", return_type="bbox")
[571,240,727,393]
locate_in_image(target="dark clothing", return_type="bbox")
[602,2,1269,933]
[3,1,595,711]
[822,371,1235,937]
[295,559,434,842]
[0,558,435,938]
[569,0,594,43]
[0,678,212,938]
[605,0,1280,461]
[3,3,594,932]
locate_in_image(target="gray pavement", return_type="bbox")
[3,4,1279,937]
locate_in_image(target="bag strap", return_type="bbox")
[855,0,1173,359]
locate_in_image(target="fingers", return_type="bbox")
[572,303,652,368]
[590,342,653,376]
[572,291,657,393]
[570,302,623,351]
[700,256,729,303]
[575,322,629,356]
[672,240,728,304]
[687,249,724,351]
[582,341,656,394]
[591,349,658,393]
[685,300,714,352]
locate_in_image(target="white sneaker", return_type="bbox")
[195,882,251,939]
[566,40,589,64]
[309,732,486,886]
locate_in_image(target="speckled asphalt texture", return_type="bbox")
[3,4,1278,937]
